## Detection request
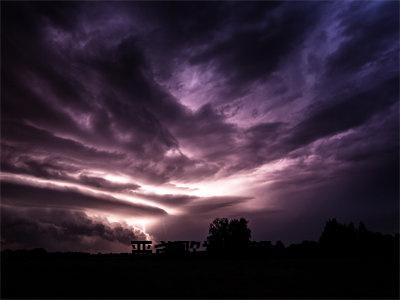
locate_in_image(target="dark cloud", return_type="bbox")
[1,1,398,248]
[1,180,166,217]
[1,151,141,192]
[129,192,196,207]
[1,146,80,179]
[1,205,147,252]
[2,122,125,161]
[189,2,324,93]
[325,1,399,76]
[127,192,252,214]
[184,196,252,215]
[78,175,140,192]
[287,76,398,148]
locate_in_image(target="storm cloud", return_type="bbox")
[1,1,398,251]
[1,205,148,252]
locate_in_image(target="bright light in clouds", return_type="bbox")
[133,158,295,216]
[73,159,281,220]
[138,183,189,196]
[168,159,294,197]
[0,172,175,214]
[85,210,154,241]
[123,219,154,241]
[1,156,292,201]
[0,158,293,234]
[137,170,256,198]
[79,169,133,184]
[172,176,252,197]
[2,171,158,240]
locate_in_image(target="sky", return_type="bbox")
[1,1,399,253]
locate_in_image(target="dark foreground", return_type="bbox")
[1,252,398,299]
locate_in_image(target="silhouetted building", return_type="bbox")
[131,241,152,254]
[154,241,207,255]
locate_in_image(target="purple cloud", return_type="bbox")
[1,1,398,251]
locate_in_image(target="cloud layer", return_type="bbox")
[1,1,398,251]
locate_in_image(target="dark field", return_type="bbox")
[1,253,398,299]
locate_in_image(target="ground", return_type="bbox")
[1,253,398,298]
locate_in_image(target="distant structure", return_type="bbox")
[131,240,283,255]
[131,240,208,254]
[131,241,152,254]
[154,241,207,254]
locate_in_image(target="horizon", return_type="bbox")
[1,1,399,254]
[2,216,398,254]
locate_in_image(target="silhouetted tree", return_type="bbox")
[319,218,355,255]
[207,218,251,255]
[287,241,319,258]
[207,218,230,252]
[249,240,273,257]
[275,240,285,249]
[319,218,398,257]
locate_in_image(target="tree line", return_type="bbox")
[206,217,399,258]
